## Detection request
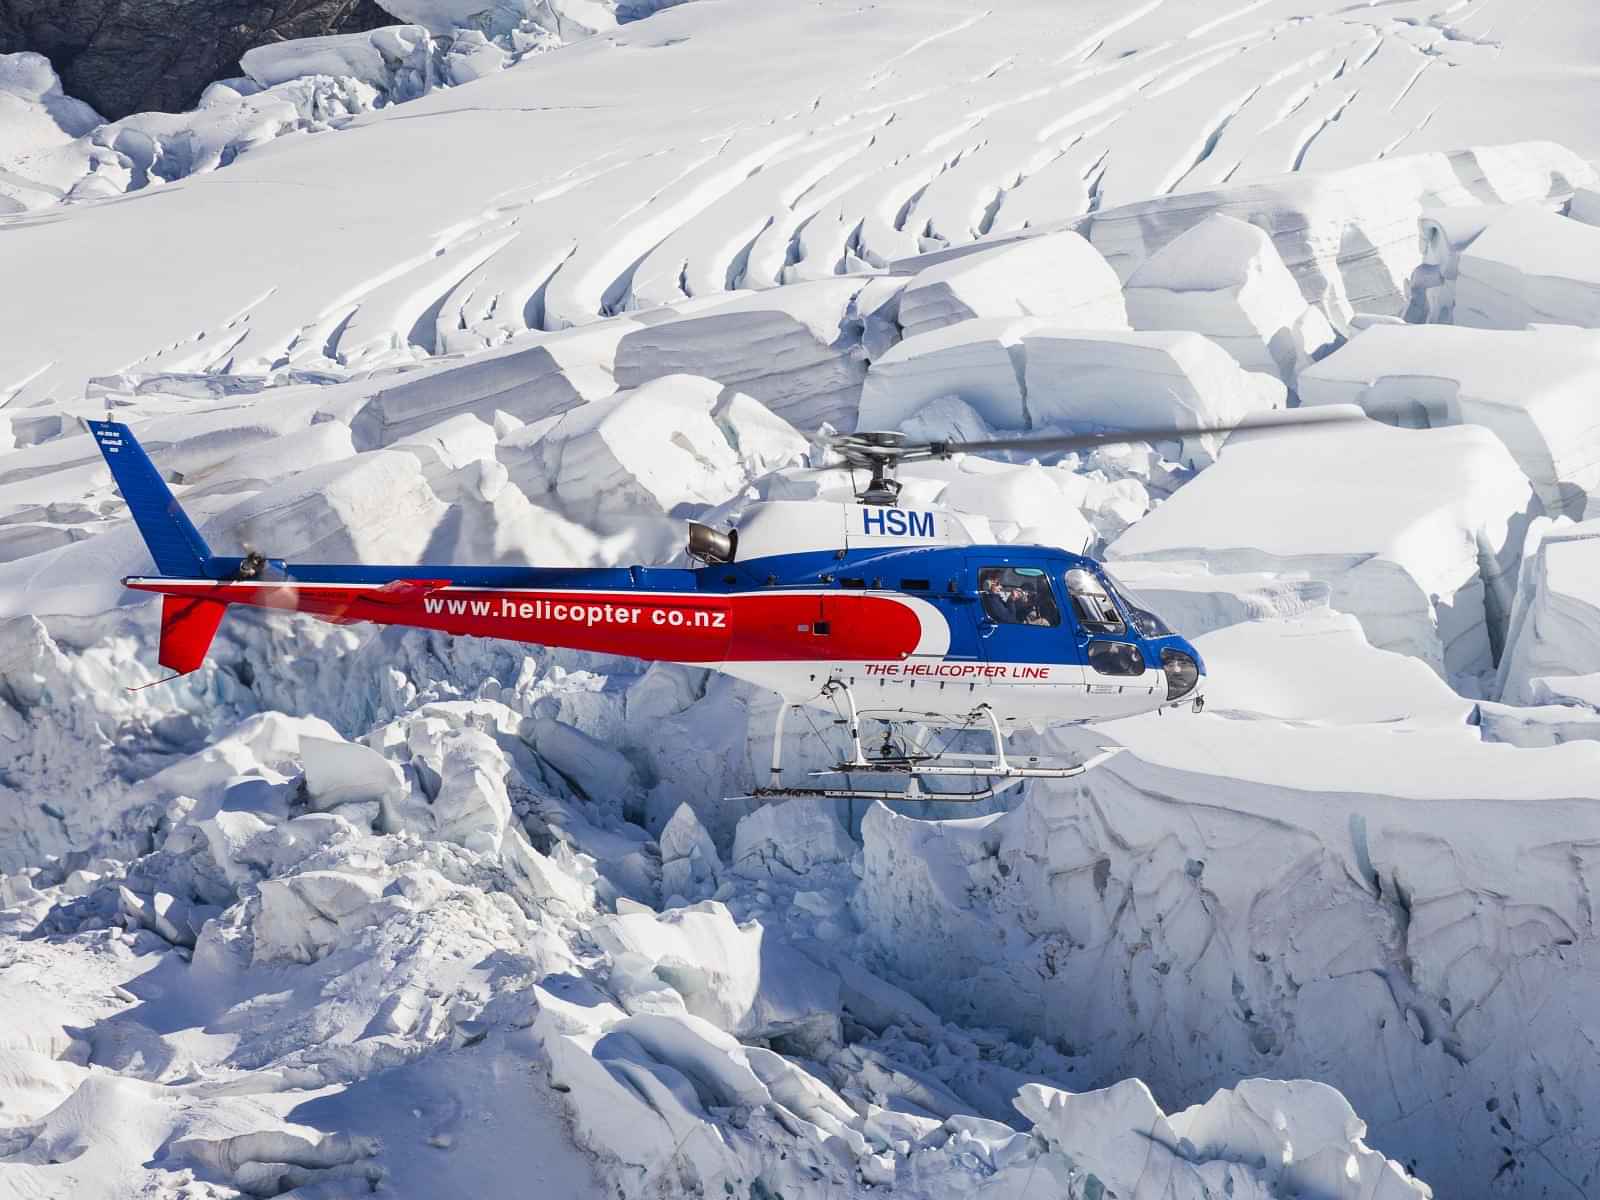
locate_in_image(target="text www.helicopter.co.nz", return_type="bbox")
[422,595,728,629]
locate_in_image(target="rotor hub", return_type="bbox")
[827,430,912,506]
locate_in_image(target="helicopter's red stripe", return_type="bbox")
[124,580,930,664]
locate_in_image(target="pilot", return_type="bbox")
[981,574,1017,623]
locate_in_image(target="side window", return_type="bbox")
[1065,568,1126,635]
[1087,640,1145,676]
[977,567,1060,627]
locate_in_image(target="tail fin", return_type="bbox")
[88,420,227,679]
[85,420,214,578]
[157,595,229,674]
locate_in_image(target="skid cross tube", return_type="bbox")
[760,679,1122,801]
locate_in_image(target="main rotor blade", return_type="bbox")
[918,407,1368,460]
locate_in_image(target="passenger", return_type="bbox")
[1021,581,1049,625]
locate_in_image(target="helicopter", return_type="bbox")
[85,408,1357,802]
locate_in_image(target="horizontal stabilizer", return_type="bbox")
[159,595,228,674]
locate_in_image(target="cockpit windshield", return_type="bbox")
[1098,568,1173,638]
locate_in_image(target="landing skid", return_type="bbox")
[757,680,1122,803]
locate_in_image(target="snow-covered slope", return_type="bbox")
[6,1,1600,1197]
[6,0,1600,411]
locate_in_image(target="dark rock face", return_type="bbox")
[0,0,394,120]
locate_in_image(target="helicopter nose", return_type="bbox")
[1160,644,1203,701]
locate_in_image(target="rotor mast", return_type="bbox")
[831,431,909,506]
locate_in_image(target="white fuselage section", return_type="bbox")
[714,658,1170,728]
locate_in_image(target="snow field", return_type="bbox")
[6,0,1600,407]
[0,678,1437,1199]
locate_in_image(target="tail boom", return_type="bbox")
[123,577,932,664]
[94,418,943,676]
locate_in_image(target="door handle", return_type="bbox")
[978,618,997,638]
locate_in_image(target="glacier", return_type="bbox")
[5,0,1600,1197]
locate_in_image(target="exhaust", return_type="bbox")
[687,521,738,564]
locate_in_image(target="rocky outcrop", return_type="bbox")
[0,0,392,119]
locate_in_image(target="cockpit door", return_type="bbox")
[966,558,1086,713]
